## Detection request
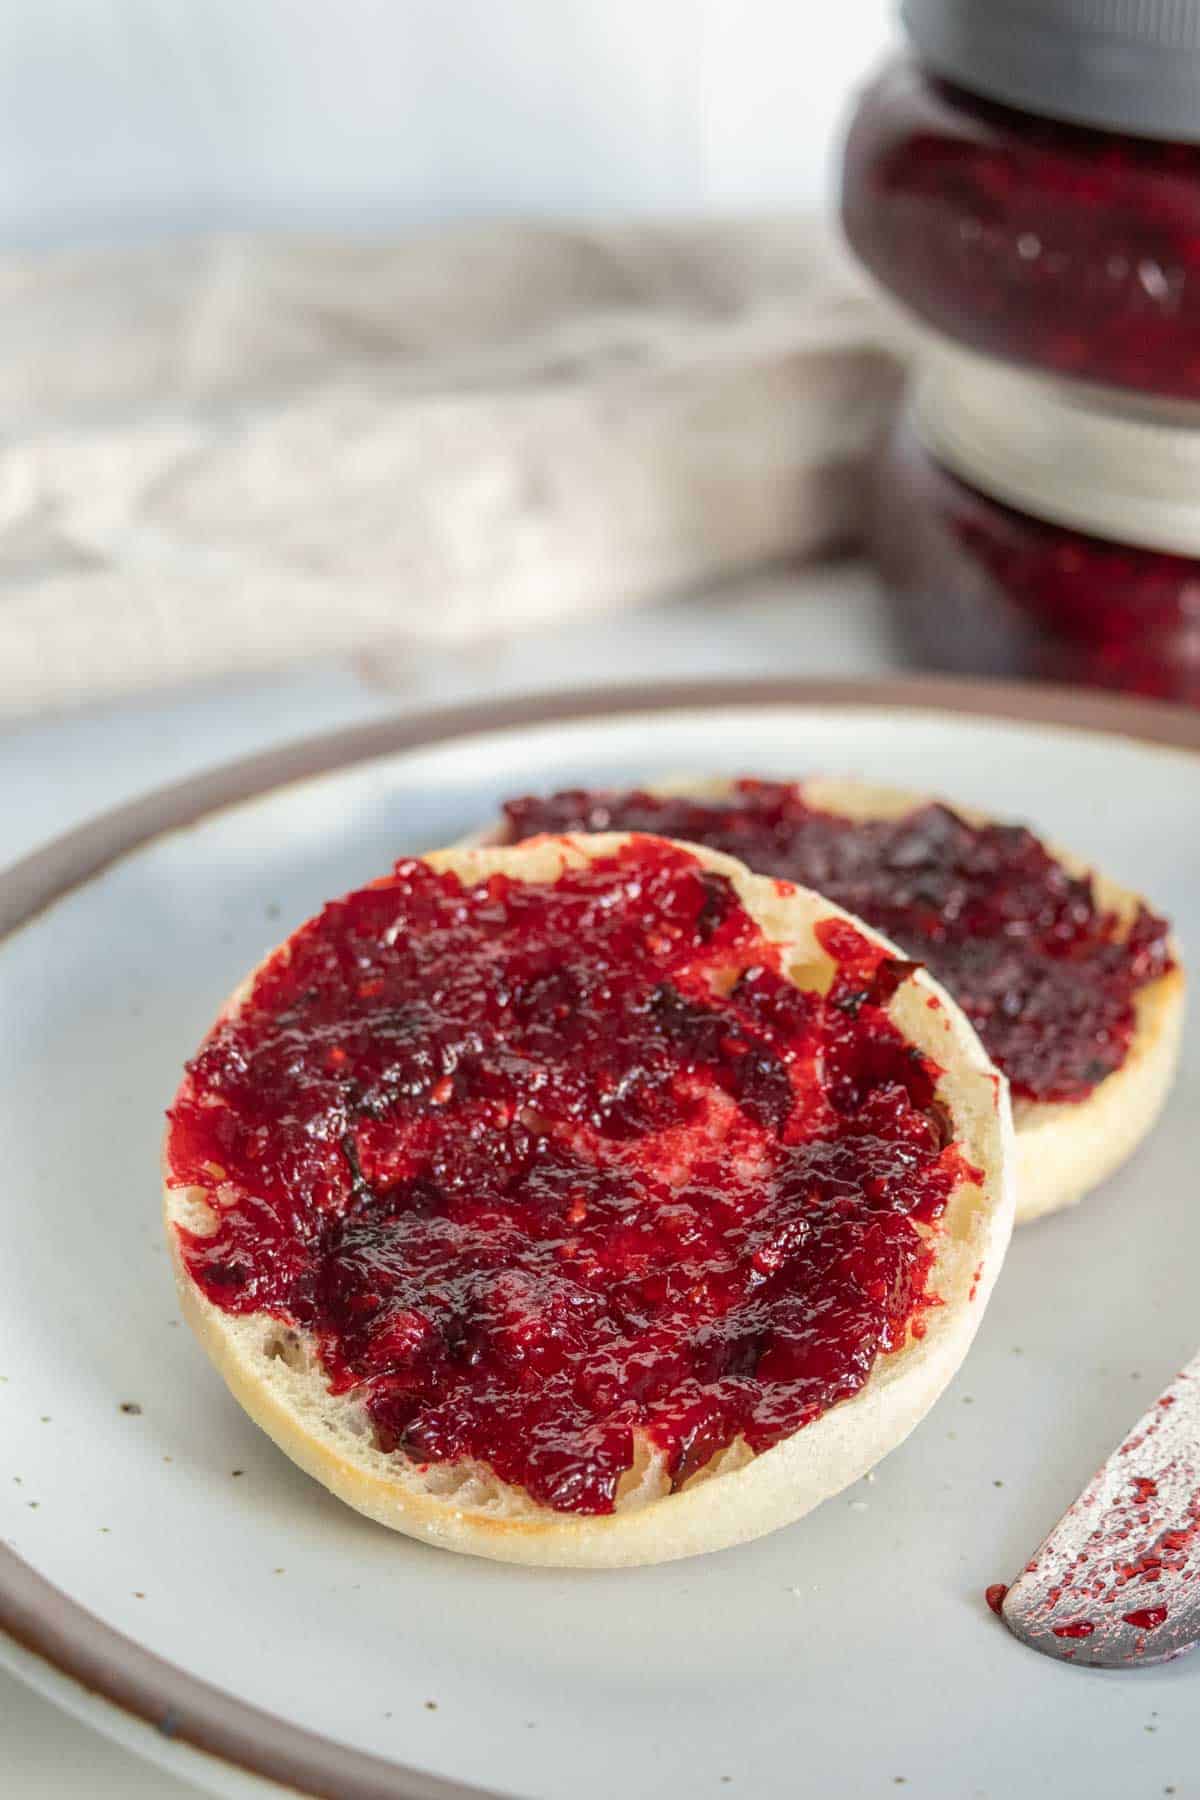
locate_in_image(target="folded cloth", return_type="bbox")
[0,219,901,718]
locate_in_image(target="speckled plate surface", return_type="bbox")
[2,678,1199,1800]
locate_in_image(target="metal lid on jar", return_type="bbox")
[911,346,1200,556]
[902,0,1200,142]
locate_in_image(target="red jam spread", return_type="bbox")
[1123,1606,1169,1630]
[167,840,968,1516]
[872,417,1200,708]
[843,60,1200,402]
[501,788,1172,1104]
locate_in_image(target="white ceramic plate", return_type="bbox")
[3,679,1199,1800]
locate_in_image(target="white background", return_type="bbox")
[0,1,894,247]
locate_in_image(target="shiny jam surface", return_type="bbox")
[843,59,1200,401]
[1123,1606,1169,1630]
[502,788,1172,1104]
[167,841,967,1515]
[872,419,1200,707]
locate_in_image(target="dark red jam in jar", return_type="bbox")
[167,840,972,1516]
[843,58,1200,402]
[501,788,1171,1105]
[872,352,1200,705]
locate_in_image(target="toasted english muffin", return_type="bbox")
[165,833,1012,1567]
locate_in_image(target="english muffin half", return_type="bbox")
[165,833,1012,1566]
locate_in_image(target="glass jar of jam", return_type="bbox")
[842,0,1200,402]
[871,349,1200,704]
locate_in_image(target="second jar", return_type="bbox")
[872,350,1200,705]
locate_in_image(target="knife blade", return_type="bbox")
[997,1350,1200,1667]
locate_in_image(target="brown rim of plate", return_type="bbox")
[1,671,1198,1799]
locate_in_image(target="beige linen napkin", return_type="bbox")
[0,219,900,718]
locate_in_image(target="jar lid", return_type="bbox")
[910,347,1200,556]
[902,0,1200,142]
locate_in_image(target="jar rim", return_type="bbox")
[903,0,1200,143]
[911,346,1200,557]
